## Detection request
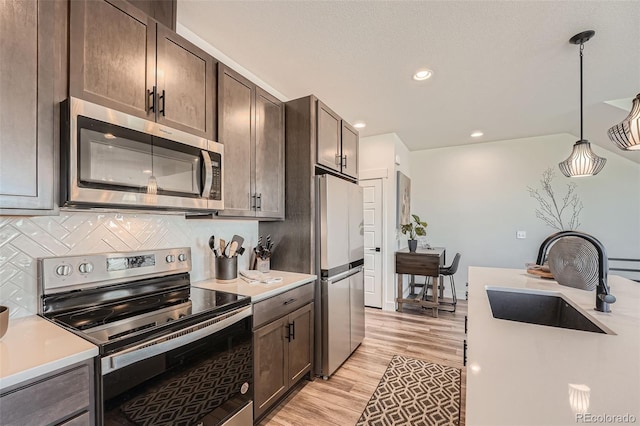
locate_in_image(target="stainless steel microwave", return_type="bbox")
[61,97,223,211]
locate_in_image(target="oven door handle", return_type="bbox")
[101,305,251,374]
[201,150,213,198]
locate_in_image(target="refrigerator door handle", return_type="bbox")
[323,267,361,283]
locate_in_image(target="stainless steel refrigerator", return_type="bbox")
[316,174,364,378]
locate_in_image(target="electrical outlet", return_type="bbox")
[516,231,527,239]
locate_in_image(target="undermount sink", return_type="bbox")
[485,287,614,334]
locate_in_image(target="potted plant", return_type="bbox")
[401,214,428,252]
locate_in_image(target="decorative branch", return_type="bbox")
[527,168,583,231]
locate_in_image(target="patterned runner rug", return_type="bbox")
[356,355,461,426]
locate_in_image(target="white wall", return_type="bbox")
[359,132,411,311]
[409,133,640,297]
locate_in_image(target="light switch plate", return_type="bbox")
[516,231,527,239]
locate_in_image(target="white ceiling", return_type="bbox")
[177,1,640,163]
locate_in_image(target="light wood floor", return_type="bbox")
[260,301,468,426]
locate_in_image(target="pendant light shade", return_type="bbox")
[559,30,606,177]
[607,94,640,150]
[146,175,158,195]
[558,140,607,177]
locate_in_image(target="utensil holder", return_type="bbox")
[0,306,8,340]
[256,258,270,273]
[216,256,238,281]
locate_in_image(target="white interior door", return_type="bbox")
[360,179,383,308]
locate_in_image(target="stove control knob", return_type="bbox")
[178,253,187,262]
[166,255,175,263]
[55,264,72,276]
[78,262,93,274]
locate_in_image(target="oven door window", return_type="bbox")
[77,117,204,198]
[103,317,252,426]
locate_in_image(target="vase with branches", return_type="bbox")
[527,168,583,231]
[401,214,428,252]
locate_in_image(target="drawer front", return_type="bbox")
[253,282,314,328]
[395,252,441,276]
[0,363,91,426]
[61,411,91,426]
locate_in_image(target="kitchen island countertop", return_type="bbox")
[466,267,640,425]
[193,270,317,302]
[0,315,98,392]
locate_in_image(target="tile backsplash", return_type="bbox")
[0,211,257,318]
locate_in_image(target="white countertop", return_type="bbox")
[0,270,315,393]
[0,315,98,392]
[466,267,640,425]
[193,270,317,302]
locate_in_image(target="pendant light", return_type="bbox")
[607,93,640,150]
[558,30,607,178]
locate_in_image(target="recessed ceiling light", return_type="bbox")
[413,69,433,81]
[471,131,484,138]
[353,121,366,129]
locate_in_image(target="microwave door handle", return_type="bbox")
[201,150,213,198]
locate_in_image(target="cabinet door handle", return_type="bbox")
[285,323,293,342]
[250,194,256,209]
[148,86,156,113]
[291,321,296,340]
[159,89,166,116]
[335,154,342,166]
[256,193,262,211]
[343,155,347,169]
[283,298,297,305]
[463,339,467,366]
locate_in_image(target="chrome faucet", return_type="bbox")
[536,231,616,313]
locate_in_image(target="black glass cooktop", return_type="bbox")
[44,274,250,354]
[53,287,247,331]
[190,286,249,316]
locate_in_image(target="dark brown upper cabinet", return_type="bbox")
[255,88,285,219]
[127,0,176,30]
[155,25,215,138]
[69,0,215,140]
[341,121,359,179]
[0,0,66,214]
[217,65,284,219]
[316,100,341,173]
[316,100,359,179]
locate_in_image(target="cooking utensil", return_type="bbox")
[208,235,219,257]
[219,238,227,257]
[231,234,244,249]
[228,241,239,257]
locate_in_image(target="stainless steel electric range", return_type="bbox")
[38,247,253,426]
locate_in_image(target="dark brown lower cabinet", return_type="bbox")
[0,359,95,425]
[253,291,313,421]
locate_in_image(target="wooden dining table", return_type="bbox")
[395,247,446,317]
